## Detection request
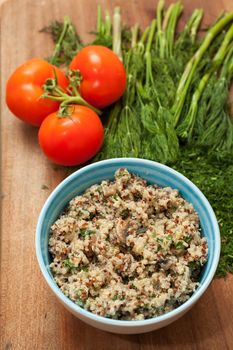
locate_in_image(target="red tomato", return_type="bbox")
[70,46,127,109]
[6,58,68,126]
[38,105,104,166]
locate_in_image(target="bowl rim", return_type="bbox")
[36,157,220,327]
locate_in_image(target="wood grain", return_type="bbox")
[1,1,233,349]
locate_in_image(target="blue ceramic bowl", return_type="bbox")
[36,158,220,334]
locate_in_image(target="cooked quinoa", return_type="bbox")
[49,168,208,320]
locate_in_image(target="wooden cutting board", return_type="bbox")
[1,0,233,349]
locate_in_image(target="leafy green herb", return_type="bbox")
[89,212,96,220]
[41,16,83,66]
[63,259,75,270]
[175,241,185,250]
[184,235,193,244]
[174,147,233,276]
[156,245,162,253]
[75,299,84,307]
[112,294,125,301]
[90,5,112,48]
[80,266,89,272]
[166,235,173,241]
[79,228,95,237]
[188,260,202,281]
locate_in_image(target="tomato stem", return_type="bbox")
[42,75,101,115]
[44,94,101,115]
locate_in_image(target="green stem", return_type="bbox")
[131,24,139,48]
[190,9,203,43]
[113,7,122,60]
[43,81,102,115]
[176,9,203,47]
[97,5,102,34]
[137,26,150,54]
[105,10,111,36]
[172,12,233,127]
[145,19,157,86]
[156,0,165,58]
[46,94,101,115]
[162,3,174,31]
[220,44,233,77]
[50,16,70,65]
[146,19,157,53]
[61,96,101,115]
[177,23,233,138]
[165,2,183,57]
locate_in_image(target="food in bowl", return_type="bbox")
[49,168,208,320]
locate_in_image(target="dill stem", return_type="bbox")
[131,24,139,48]
[105,10,111,36]
[146,19,157,53]
[113,7,122,60]
[145,19,157,86]
[177,23,233,138]
[137,26,150,54]
[220,44,233,77]
[156,0,165,58]
[50,16,70,65]
[176,9,203,47]
[172,12,233,127]
[189,9,203,43]
[97,5,102,34]
[165,2,183,57]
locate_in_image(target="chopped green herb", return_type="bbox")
[63,259,75,270]
[188,260,202,281]
[174,147,233,276]
[137,227,147,234]
[130,284,138,290]
[133,192,142,201]
[166,235,173,241]
[175,241,185,250]
[75,299,84,307]
[120,208,130,219]
[79,228,95,237]
[89,212,96,220]
[80,266,89,272]
[112,294,125,301]
[116,169,129,178]
[184,235,193,244]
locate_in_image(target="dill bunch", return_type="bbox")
[173,147,233,277]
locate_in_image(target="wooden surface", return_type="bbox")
[1,0,233,349]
